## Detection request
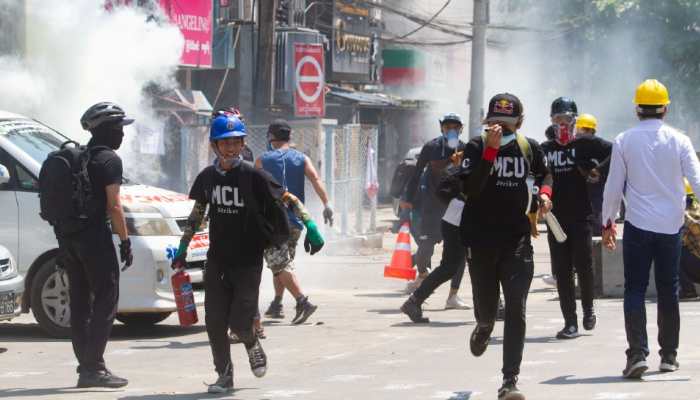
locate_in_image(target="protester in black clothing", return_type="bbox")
[542,101,611,340]
[400,114,470,323]
[399,113,467,300]
[212,107,254,161]
[171,115,277,394]
[457,93,553,400]
[54,102,134,388]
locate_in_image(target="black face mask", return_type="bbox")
[90,126,124,150]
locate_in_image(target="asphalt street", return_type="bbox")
[1,231,699,400]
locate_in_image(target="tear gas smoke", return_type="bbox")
[0,0,184,183]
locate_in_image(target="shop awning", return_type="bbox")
[327,86,426,110]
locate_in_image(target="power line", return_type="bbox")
[395,0,452,40]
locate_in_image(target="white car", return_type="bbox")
[0,110,207,337]
[0,245,23,321]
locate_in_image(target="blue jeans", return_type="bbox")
[623,222,681,359]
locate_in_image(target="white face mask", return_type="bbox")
[500,134,516,147]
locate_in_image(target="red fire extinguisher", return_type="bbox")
[172,269,198,327]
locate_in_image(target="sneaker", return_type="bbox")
[256,326,267,340]
[207,364,234,394]
[264,301,284,319]
[403,277,424,294]
[622,355,648,379]
[77,369,129,389]
[496,298,505,321]
[292,297,318,325]
[542,274,557,287]
[659,354,680,372]
[556,325,579,339]
[498,376,525,400]
[445,294,471,310]
[469,325,491,357]
[583,312,597,331]
[400,296,429,323]
[246,339,267,378]
[229,332,242,344]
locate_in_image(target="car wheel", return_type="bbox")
[31,258,71,338]
[116,312,171,327]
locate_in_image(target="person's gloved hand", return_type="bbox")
[119,239,134,271]
[171,250,187,271]
[303,220,325,255]
[323,205,334,226]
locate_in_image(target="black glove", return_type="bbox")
[304,234,324,255]
[119,239,134,271]
[171,251,187,271]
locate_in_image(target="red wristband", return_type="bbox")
[540,185,552,198]
[483,147,498,162]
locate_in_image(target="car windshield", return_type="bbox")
[0,119,66,164]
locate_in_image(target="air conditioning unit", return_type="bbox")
[275,28,325,106]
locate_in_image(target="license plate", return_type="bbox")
[0,291,16,316]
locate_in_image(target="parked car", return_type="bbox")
[0,110,207,337]
[0,245,23,322]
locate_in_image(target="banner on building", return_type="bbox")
[159,0,212,68]
[294,43,325,117]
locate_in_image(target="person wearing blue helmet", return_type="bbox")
[170,115,322,394]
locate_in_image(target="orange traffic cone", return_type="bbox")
[384,222,416,280]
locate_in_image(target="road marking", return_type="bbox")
[384,383,432,390]
[593,393,642,399]
[431,391,481,399]
[262,389,314,398]
[325,374,373,382]
[0,371,48,378]
[323,352,354,360]
[375,359,408,365]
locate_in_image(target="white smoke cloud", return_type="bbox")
[0,0,183,145]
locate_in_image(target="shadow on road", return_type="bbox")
[118,388,256,400]
[391,321,471,328]
[0,322,206,342]
[129,340,211,350]
[541,372,690,385]
[0,387,126,398]
[489,335,566,345]
[366,308,402,315]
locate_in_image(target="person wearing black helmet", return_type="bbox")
[399,113,469,307]
[56,102,133,388]
[541,98,608,340]
[457,93,552,400]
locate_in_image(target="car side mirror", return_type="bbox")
[0,164,10,186]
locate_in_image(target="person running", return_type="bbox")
[399,113,471,322]
[602,79,700,379]
[458,93,553,400]
[259,119,333,324]
[541,99,610,340]
[47,103,133,388]
[171,115,278,393]
[399,113,469,305]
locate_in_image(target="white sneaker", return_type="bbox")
[542,274,557,287]
[403,277,424,294]
[445,295,471,310]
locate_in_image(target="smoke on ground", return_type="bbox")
[0,0,183,182]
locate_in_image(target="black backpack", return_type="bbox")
[38,141,109,234]
[390,159,417,199]
[239,161,291,248]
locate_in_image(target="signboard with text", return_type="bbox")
[294,43,325,117]
[159,0,212,68]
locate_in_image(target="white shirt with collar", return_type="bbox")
[602,119,700,234]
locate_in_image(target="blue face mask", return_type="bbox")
[445,129,460,149]
[500,132,516,147]
[267,141,274,151]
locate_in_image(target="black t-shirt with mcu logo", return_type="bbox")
[541,136,612,223]
[189,164,283,268]
[459,136,551,246]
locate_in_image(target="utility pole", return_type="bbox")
[254,0,278,112]
[468,0,488,138]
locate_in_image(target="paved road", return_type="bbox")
[1,233,699,400]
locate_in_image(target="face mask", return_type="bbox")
[500,132,516,147]
[267,141,274,151]
[556,123,572,145]
[445,129,460,149]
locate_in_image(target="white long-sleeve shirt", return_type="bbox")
[602,119,700,234]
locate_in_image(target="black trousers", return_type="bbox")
[205,259,262,375]
[413,222,467,302]
[468,236,534,378]
[547,220,595,326]
[59,224,119,374]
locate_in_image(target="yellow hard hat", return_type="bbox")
[576,113,598,130]
[686,178,693,195]
[634,79,670,106]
